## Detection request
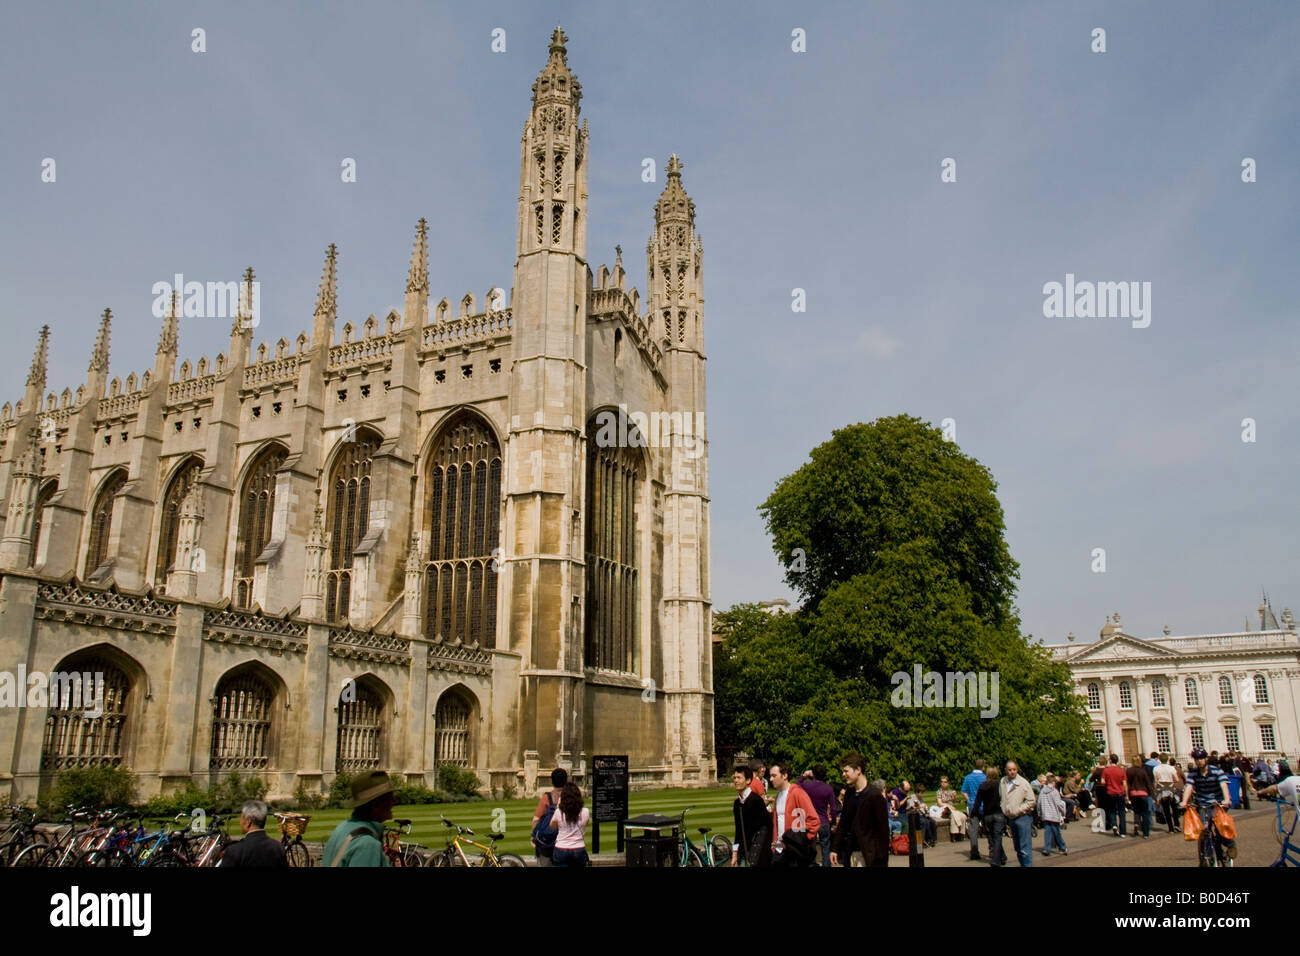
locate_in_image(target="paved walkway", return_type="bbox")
[894,805,1284,867]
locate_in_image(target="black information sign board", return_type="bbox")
[591,754,629,853]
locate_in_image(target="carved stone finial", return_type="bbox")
[549,26,569,56]
[407,219,429,295]
[157,291,179,355]
[315,244,338,319]
[26,325,50,389]
[88,309,112,374]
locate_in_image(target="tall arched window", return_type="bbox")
[210,667,275,771]
[325,429,382,623]
[336,678,385,773]
[41,653,131,770]
[1118,681,1133,709]
[1253,674,1270,704]
[585,413,644,672]
[29,478,57,568]
[424,414,501,646]
[156,457,202,585]
[234,444,286,608]
[1219,675,1234,706]
[433,688,474,786]
[1185,678,1200,706]
[1151,679,1167,708]
[1086,683,1101,710]
[85,469,127,577]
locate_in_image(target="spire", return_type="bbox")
[157,290,179,355]
[530,26,581,111]
[315,244,338,319]
[26,325,49,390]
[232,267,256,336]
[654,153,696,228]
[406,219,429,294]
[88,308,111,374]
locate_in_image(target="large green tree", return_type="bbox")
[759,415,1019,624]
[714,416,1095,784]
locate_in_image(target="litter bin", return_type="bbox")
[624,814,680,867]
[1225,774,1242,809]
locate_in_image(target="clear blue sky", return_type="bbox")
[2,1,1297,644]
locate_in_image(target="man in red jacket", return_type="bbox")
[768,760,820,867]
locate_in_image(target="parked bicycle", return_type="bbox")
[381,819,430,867]
[145,810,230,867]
[428,815,525,867]
[1272,796,1300,867]
[11,807,115,868]
[676,806,732,867]
[273,812,313,867]
[0,806,41,866]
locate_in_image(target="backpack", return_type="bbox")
[532,792,558,849]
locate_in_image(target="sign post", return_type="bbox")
[592,754,629,855]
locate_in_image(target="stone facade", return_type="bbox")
[1048,602,1300,763]
[0,29,713,803]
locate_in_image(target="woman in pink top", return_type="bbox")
[548,782,591,867]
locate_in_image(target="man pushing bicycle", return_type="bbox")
[1180,747,1237,864]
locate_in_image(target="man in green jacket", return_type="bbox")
[323,771,395,867]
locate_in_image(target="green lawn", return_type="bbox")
[294,785,739,858]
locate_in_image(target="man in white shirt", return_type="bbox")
[1153,757,1181,833]
[1257,771,1299,808]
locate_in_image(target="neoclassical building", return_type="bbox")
[1048,600,1300,762]
[0,29,714,802]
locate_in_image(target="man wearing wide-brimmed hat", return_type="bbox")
[323,771,396,867]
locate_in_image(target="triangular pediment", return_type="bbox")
[1066,633,1180,663]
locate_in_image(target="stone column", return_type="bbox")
[158,604,206,788]
[299,623,331,780]
[1101,677,1119,755]
[404,641,429,782]
[1134,676,1154,757]
[0,576,38,801]
[1167,671,1184,760]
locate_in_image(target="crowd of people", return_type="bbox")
[205,749,1297,867]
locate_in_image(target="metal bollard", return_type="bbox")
[908,809,925,867]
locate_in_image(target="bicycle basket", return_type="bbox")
[279,814,310,838]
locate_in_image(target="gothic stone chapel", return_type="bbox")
[0,30,714,802]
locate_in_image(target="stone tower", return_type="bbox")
[503,27,591,778]
[647,156,712,784]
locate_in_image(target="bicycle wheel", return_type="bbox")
[1275,804,1297,845]
[286,841,311,868]
[11,844,50,868]
[0,838,30,867]
[710,834,733,867]
[425,849,451,867]
[681,842,703,867]
[495,853,527,867]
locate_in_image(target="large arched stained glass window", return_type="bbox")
[234,445,287,608]
[585,413,644,672]
[156,457,202,585]
[424,414,501,646]
[85,469,127,577]
[325,429,382,623]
